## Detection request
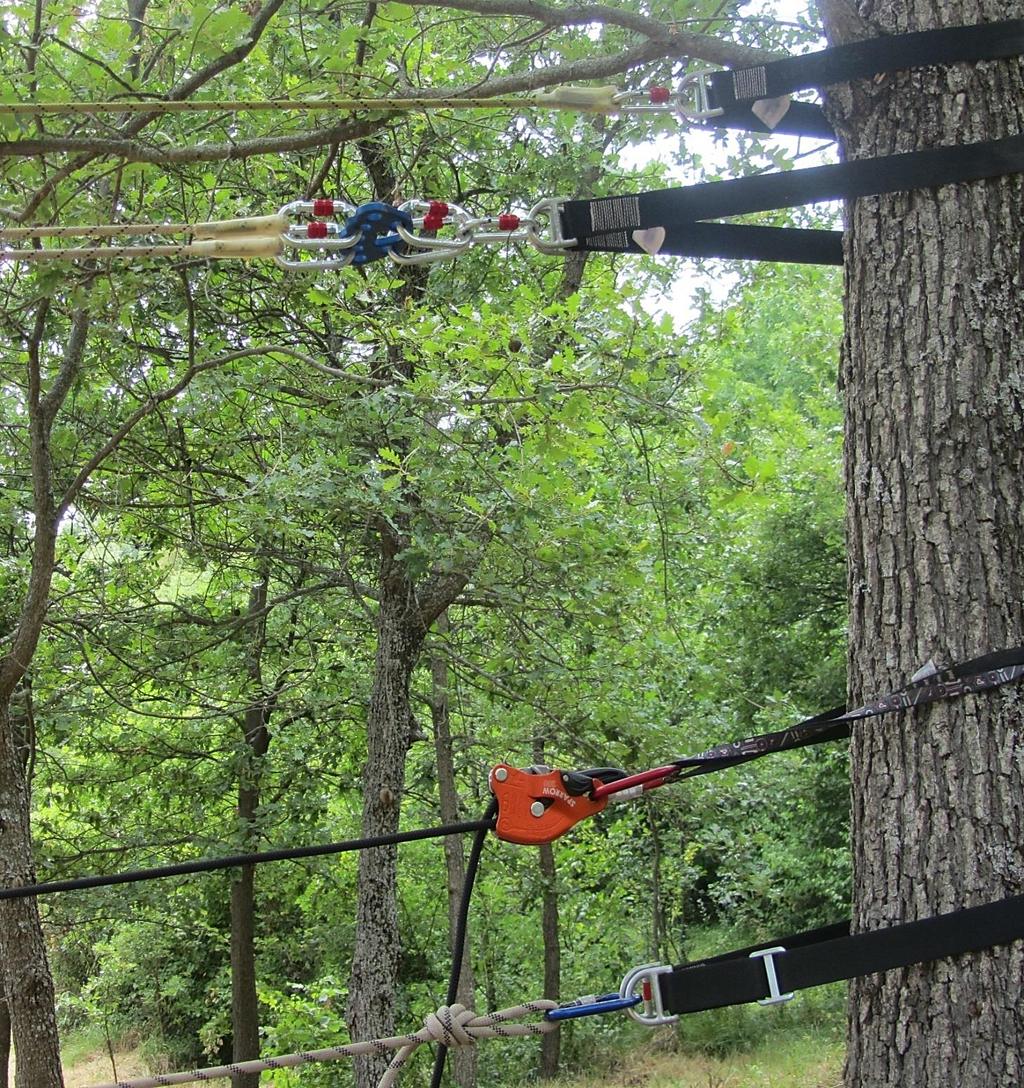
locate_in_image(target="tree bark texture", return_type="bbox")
[431,615,478,1088]
[0,997,9,1088]
[347,559,426,1088]
[531,740,560,1080]
[0,708,64,1088]
[831,3,1024,1085]
[229,579,273,1088]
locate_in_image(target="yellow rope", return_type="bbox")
[0,87,621,117]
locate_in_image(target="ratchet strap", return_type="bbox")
[653,893,1024,1016]
[700,19,1024,140]
[561,132,1024,264]
[672,643,1024,780]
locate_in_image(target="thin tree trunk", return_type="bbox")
[0,307,86,1088]
[537,841,560,1079]
[645,800,665,962]
[230,579,272,1088]
[829,2,1024,1084]
[531,740,560,1080]
[229,860,260,1087]
[431,612,477,1088]
[348,563,423,1088]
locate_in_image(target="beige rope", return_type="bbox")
[0,236,284,262]
[0,87,620,117]
[0,214,288,241]
[84,1001,559,1088]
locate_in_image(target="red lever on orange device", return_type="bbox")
[489,764,608,844]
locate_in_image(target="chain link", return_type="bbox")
[274,196,575,271]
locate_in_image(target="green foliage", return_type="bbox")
[1,0,846,1078]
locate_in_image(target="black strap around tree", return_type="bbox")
[710,20,1024,111]
[560,133,1024,264]
[701,19,1024,140]
[657,893,1024,1015]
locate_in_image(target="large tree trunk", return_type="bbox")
[830,2,1024,1084]
[431,613,477,1088]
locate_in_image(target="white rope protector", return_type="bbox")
[85,1000,559,1088]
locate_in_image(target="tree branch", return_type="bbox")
[156,577,350,633]
[0,118,387,166]
[1,23,779,170]
[0,308,90,702]
[405,0,784,65]
[11,0,289,219]
[815,0,875,45]
[55,344,350,519]
[417,571,472,629]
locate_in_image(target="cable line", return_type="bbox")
[0,818,496,901]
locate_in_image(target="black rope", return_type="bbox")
[0,817,497,901]
[430,798,499,1088]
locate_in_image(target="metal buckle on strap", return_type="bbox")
[525,197,576,253]
[677,68,724,122]
[749,946,794,1006]
[618,963,678,1026]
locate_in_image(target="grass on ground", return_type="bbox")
[8,1029,149,1088]
[555,1031,842,1088]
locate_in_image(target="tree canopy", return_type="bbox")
[3,2,1021,1087]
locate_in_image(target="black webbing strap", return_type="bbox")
[709,20,1024,110]
[699,20,1024,140]
[707,99,836,141]
[590,221,843,265]
[669,644,1024,780]
[561,133,1024,264]
[657,894,1024,1015]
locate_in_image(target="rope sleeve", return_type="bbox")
[189,236,283,259]
[191,214,289,239]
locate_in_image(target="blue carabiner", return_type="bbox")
[545,992,642,1022]
[342,201,414,265]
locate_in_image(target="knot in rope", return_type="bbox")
[379,1000,560,1088]
[420,1004,478,1048]
[85,999,560,1088]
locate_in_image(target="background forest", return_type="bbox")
[1,1,849,1084]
